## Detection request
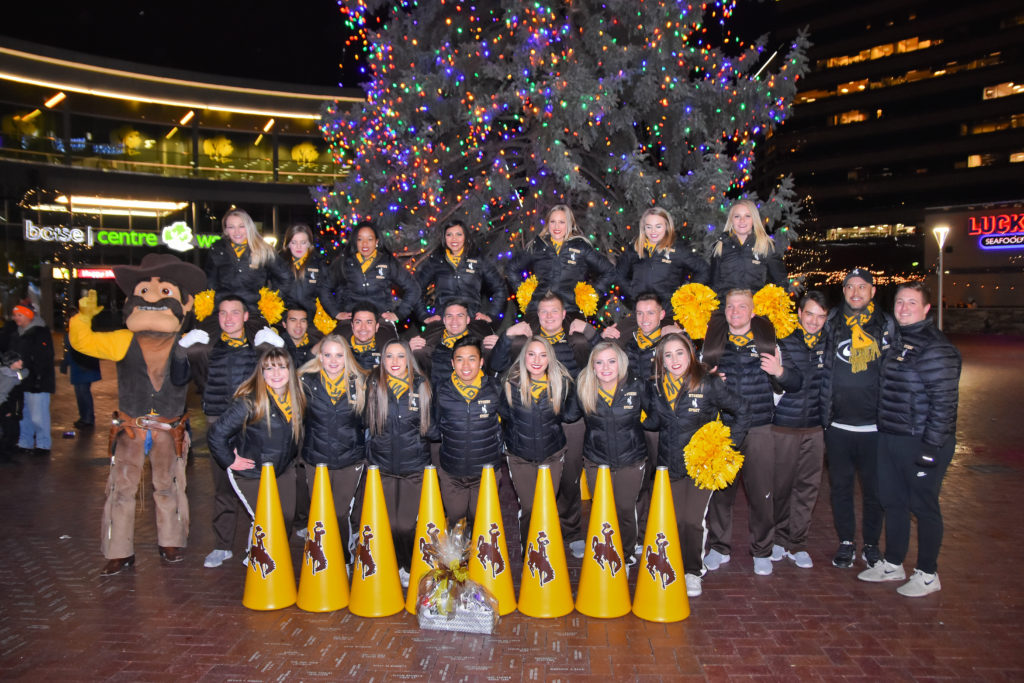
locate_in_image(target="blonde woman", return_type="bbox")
[297,334,368,563]
[205,208,290,318]
[363,339,433,583]
[498,336,581,551]
[208,347,306,536]
[573,341,651,563]
[708,199,787,297]
[614,207,708,309]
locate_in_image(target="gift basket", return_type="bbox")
[415,518,499,634]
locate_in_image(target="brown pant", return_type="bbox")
[772,425,824,552]
[379,470,423,570]
[229,463,298,542]
[305,462,365,563]
[635,430,660,542]
[101,428,188,559]
[582,458,646,557]
[507,450,565,553]
[669,477,714,576]
[707,424,775,558]
[556,419,586,541]
[437,466,504,529]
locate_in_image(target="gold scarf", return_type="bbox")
[662,373,683,411]
[232,241,247,259]
[541,328,565,345]
[293,253,308,273]
[729,330,754,347]
[801,325,821,349]
[844,301,880,373]
[357,250,377,273]
[636,327,661,350]
[351,335,374,354]
[530,376,548,401]
[446,249,463,269]
[644,244,655,258]
[551,238,563,255]
[221,332,246,348]
[441,329,468,349]
[387,374,409,399]
[452,370,483,402]
[295,332,310,348]
[268,388,293,423]
[599,385,616,406]
[321,371,347,404]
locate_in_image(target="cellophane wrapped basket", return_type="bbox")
[416,518,499,634]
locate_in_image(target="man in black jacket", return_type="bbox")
[771,291,829,569]
[279,307,318,369]
[409,299,494,387]
[857,282,960,597]
[348,303,397,371]
[819,268,895,570]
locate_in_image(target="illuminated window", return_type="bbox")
[820,37,942,70]
[967,154,998,167]
[1010,151,1024,163]
[984,82,1024,100]
[832,110,868,126]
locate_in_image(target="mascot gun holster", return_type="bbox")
[110,410,190,459]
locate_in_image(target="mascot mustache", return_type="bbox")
[124,295,186,323]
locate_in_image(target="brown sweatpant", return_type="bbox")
[379,470,423,570]
[507,449,565,553]
[582,458,646,558]
[707,424,775,558]
[305,461,365,563]
[771,425,824,552]
[669,476,714,576]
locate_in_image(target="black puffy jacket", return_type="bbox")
[202,338,258,417]
[433,375,503,478]
[365,376,432,475]
[614,240,709,307]
[644,375,750,480]
[709,337,801,429]
[708,235,787,298]
[207,395,298,479]
[300,372,366,469]
[575,377,651,468]
[623,333,659,381]
[773,330,827,429]
[509,235,614,317]
[818,306,896,427]
[4,321,55,393]
[415,247,509,321]
[205,240,290,313]
[877,319,960,450]
[498,379,582,462]
[329,250,421,321]
[280,253,340,317]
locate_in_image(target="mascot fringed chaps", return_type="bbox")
[70,254,206,576]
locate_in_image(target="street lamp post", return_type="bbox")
[933,225,950,330]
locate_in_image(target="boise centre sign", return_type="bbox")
[24,219,221,251]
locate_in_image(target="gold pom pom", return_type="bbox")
[257,287,285,325]
[753,284,798,339]
[516,274,538,314]
[670,283,719,340]
[684,419,744,491]
[574,281,599,318]
[314,298,338,336]
[193,289,215,322]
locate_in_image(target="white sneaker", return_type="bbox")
[569,540,586,559]
[771,544,785,562]
[897,569,941,597]
[296,527,309,541]
[684,574,702,597]
[399,567,410,588]
[786,550,813,568]
[704,549,730,571]
[857,560,906,582]
[753,557,773,576]
[634,544,643,556]
[203,548,233,568]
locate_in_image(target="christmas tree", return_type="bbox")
[315,0,809,268]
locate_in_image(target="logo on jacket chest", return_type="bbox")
[464,259,477,273]
[623,392,637,409]
[376,265,387,279]
[410,392,419,411]
[566,247,581,265]
[687,393,703,413]
[307,267,319,282]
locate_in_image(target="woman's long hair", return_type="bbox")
[364,339,432,436]
[345,221,388,257]
[537,204,586,243]
[297,334,368,413]
[503,336,573,415]
[223,208,276,269]
[280,223,316,279]
[576,341,630,415]
[711,199,775,259]
[234,347,306,444]
[652,332,707,394]
[431,219,479,258]
[632,207,676,256]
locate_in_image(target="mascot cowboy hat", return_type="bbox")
[113,253,206,298]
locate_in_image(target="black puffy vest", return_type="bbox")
[300,372,366,469]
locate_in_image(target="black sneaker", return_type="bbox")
[832,541,855,568]
[862,544,882,568]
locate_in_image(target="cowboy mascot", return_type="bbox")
[69,254,206,576]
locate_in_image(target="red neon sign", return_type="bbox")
[968,214,1024,236]
[74,268,116,279]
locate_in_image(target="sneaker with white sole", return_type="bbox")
[569,540,585,559]
[832,540,855,568]
[753,557,773,576]
[704,549,730,571]
[684,574,702,597]
[786,550,813,568]
[399,567,410,588]
[897,569,941,597]
[296,527,309,541]
[862,544,882,568]
[203,548,233,568]
[857,559,905,582]
[771,544,785,562]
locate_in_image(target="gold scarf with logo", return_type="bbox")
[268,388,293,422]
[357,250,377,273]
[321,371,347,404]
[636,327,662,350]
[232,241,247,259]
[844,301,879,373]
[452,370,483,402]
[551,238,563,255]
[446,249,463,269]
[801,325,821,349]
[387,374,409,399]
[351,336,375,354]
[441,329,468,349]
[598,385,616,407]
[729,330,754,347]
[221,332,246,348]
[292,253,308,273]
[530,376,548,401]
[541,328,565,345]
[662,373,683,411]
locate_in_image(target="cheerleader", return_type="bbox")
[279,223,340,319]
[363,340,433,585]
[643,333,749,597]
[205,208,290,319]
[708,200,787,298]
[499,336,581,552]
[329,222,421,327]
[297,335,368,562]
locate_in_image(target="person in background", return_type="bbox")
[5,300,54,455]
[0,351,27,458]
[62,330,101,429]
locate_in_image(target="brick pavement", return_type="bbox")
[0,334,1022,681]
